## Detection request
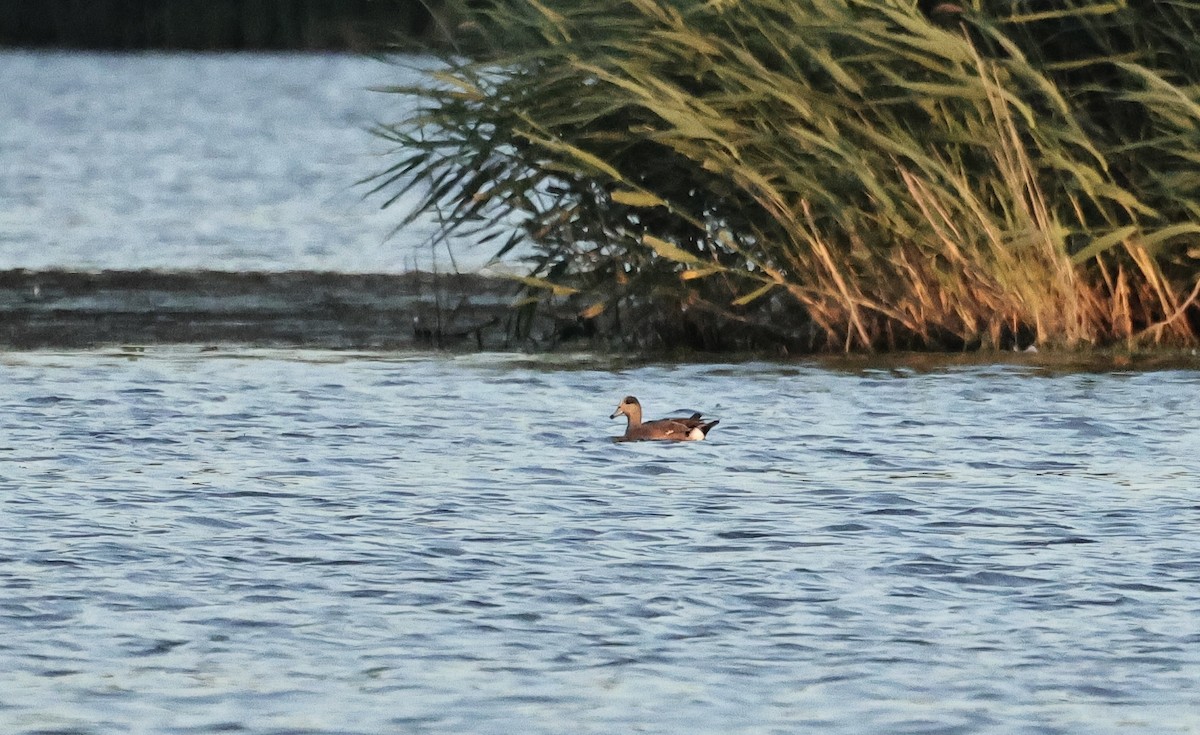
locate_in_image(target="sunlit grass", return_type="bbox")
[371,0,1200,352]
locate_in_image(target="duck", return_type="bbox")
[610,395,719,442]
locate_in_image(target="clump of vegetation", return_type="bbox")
[371,0,1200,351]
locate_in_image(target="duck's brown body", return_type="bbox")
[610,396,719,442]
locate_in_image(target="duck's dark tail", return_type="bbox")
[699,420,719,437]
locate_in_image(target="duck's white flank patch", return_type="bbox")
[687,427,706,441]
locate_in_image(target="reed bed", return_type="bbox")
[372,0,1200,351]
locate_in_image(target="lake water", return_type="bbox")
[0,50,474,274]
[2,349,1198,733]
[3,46,1199,734]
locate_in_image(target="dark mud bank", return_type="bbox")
[0,270,552,350]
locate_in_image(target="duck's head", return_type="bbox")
[610,395,641,420]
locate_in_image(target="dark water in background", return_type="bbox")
[0,51,475,274]
[2,349,1198,733]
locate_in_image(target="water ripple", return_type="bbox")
[0,350,1198,733]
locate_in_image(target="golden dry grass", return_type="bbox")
[371,0,1200,351]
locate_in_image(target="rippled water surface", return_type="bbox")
[2,349,1198,733]
[0,51,466,273]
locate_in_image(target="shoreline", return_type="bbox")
[2,268,1198,372]
[0,269,539,351]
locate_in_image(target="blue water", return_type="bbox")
[0,50,476,274]
[2,349,1197,733]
